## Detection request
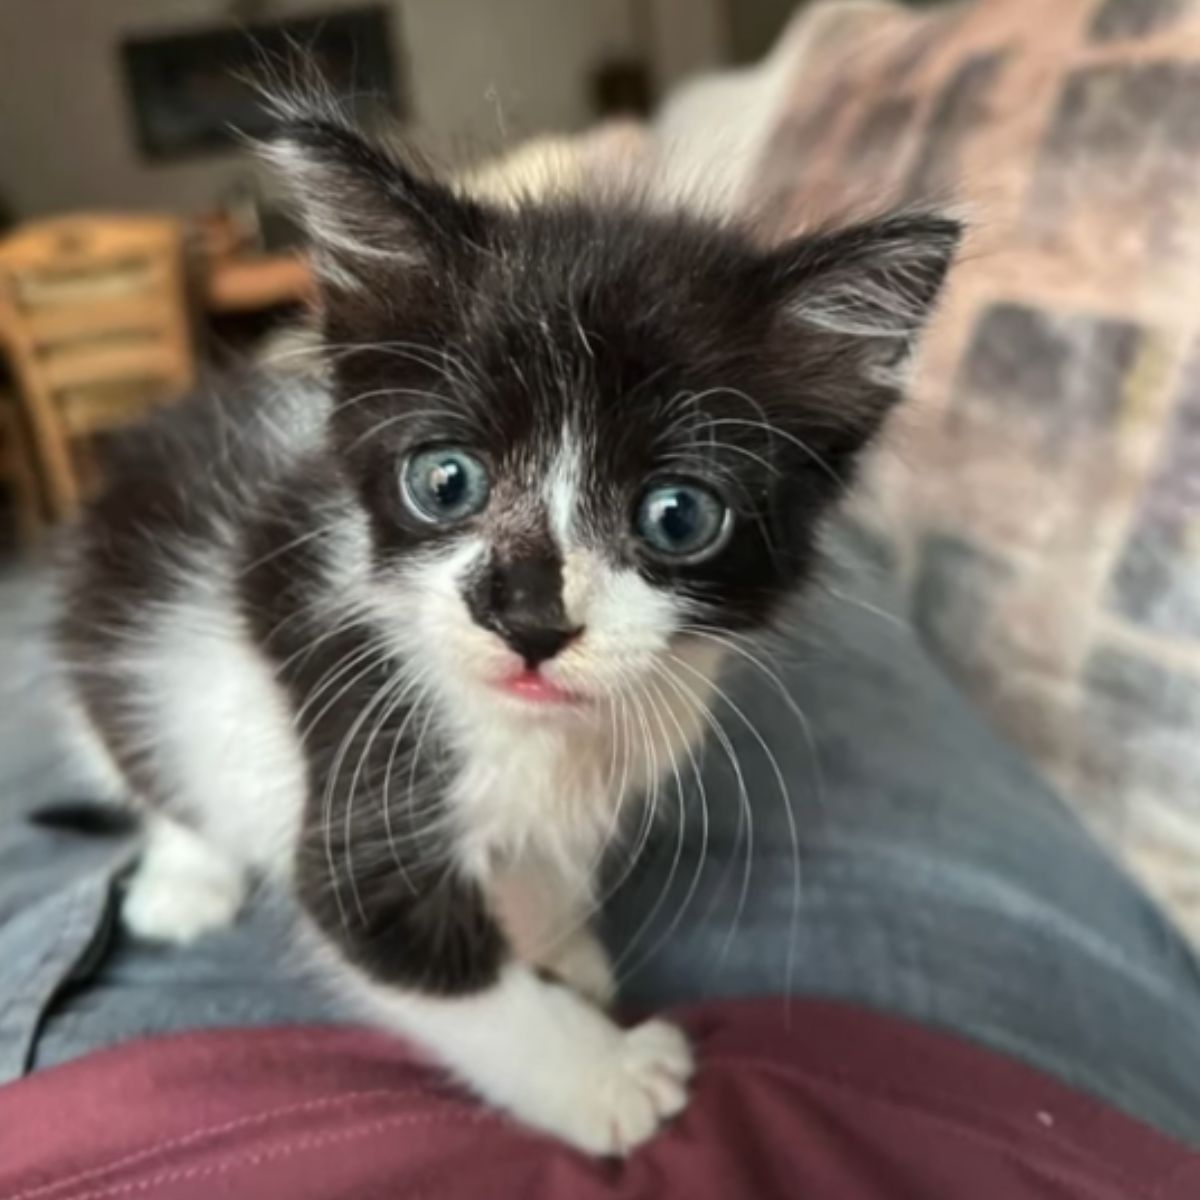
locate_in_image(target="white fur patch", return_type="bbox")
[544,435,582,547]
[488,857,614,1006]
[119,565,308,878]
[342,959,692,1155]
[123,815,247,943]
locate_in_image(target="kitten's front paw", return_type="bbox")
[527,1017,694,1155]
[122,820,246,944]
[123,858,245,943]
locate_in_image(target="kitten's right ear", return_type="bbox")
[259,89,482,288]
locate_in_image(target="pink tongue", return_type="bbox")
[505,670,573,703]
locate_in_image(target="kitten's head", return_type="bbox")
[266,99,959,724]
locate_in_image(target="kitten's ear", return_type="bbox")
[259,89,482,288]
[767,213,962,379]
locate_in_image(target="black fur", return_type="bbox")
[239,468,508,992]
[59,94,959,999]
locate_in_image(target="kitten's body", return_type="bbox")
[58,93,958,1153]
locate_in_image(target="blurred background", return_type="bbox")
[2,0,1200,963]
[0,0,862,541]
[0,0,817,225]
[0,0,962,542]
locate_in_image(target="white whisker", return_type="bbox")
[670,647,804,1008]
[660,655,755,973]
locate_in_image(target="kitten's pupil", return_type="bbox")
[658,491,698,543]
[429,460,466,509]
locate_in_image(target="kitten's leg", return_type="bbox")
[348,960,691,1155]
[122,815,247,943]
[490,862,615,1008]
[300,859,691,1154]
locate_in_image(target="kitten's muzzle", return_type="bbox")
[466,553,583,669]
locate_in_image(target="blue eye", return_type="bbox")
[635,481,730,562]
[402,447,489,524]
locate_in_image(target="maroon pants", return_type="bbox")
[2,1000,1197,1200]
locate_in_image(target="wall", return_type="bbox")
[0,0,641,218]
[726,0,799,64]
[643,0,729,92]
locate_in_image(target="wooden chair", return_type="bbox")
[0,215,195,522]
[0,398,42,546]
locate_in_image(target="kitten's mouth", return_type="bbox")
[494,669,586,708]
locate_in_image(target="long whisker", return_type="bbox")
[618,665,712,981]
[612,670,686,974]
[682,626,824,812]
[236,514,349,582]
[279,338,488,389]
[670,648,803,1011]
[294,638,387,735]
[330,667,416,924]
[703,415,845,489]
[305,647,397,927]
[405,703,439,848]
[596,678,660,933]
[820,583,909,633]
[381,677,437,881]
[660,655,755,973]
[612,667,703,981]
[270,606,377,676]
[354,667,435,891]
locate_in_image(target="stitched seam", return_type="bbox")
[43,1110,497,1200]
[5,1088,445,1200]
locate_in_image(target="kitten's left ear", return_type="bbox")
[259,88,484,288]
[767,212,962,379]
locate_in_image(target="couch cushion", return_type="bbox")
[737,0,1200,937]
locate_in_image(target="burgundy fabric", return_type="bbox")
[1,1001,1196,1200]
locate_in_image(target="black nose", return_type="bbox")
[501,621,580,668]
[464,552,582,668]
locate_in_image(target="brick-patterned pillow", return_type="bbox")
[747,0,1200,933]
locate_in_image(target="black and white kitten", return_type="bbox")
[57,94,958,1153]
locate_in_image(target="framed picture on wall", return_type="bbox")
[120,6,404,161]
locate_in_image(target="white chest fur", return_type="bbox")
[443,662,715,888]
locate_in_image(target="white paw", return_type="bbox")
[122,819,246,944]
[520,1016,694,1156]
[366,967,693,1157]
[122,868,244,943]
[543,930,616,1008]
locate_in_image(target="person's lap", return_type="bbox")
[3,526,1200,1144]
[606,530,1200,1143]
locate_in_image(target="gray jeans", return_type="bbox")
[4,528,1200,1145]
